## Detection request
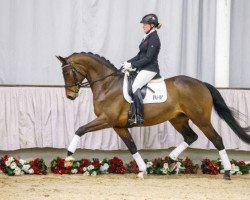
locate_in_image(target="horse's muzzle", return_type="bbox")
[67,93,78,100]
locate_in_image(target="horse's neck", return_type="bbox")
[81,57,120,97]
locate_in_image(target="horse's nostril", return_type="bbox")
[67,95,75,100]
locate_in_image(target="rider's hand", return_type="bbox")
[123,62,132,70]
[121,61,135,73]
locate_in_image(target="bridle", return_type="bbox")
[62,63,120,93]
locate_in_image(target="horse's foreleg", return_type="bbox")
[114,128,147,177]
[67,116,109,157]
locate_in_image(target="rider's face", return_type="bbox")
[143,23,153,33]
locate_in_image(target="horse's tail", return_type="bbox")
[204,82,250,144]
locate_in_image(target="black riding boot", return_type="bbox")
[133,89,144,124]
[128,103,136,125]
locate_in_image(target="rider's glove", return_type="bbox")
[121,62,132,73]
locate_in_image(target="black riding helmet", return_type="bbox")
[140,14,159,26]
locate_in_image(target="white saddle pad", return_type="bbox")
[123,73,167,104]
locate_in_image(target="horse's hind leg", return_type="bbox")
[196,123,231,180]
[114,128,146,177]
[168,115,198,170]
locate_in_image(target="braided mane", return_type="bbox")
[66,52,118,72]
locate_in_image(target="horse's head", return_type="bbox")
[56,55,86,100]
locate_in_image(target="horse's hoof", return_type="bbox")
[223,174,231,181]
[224,176,231,180]
[137,171,146,179]
[223,170,231,180]
[65,155,75,161]
[64,156,75,167]
[168,163,177,172]
[168,158,177,172]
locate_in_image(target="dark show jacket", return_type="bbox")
[128,30,161,78]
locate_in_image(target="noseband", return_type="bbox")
[62,63,86,93]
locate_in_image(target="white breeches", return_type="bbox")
[132,70,157,93]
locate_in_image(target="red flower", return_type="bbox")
[57,157,65,168]
[108,157,125,174]
[92,159,100,168]
[238,161,246,166]
[81,159,90,167]
[126,160,139,174]
[78,167,83,174]
[3,155,9,162]
[201,159,219,175]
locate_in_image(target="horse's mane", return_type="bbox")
[66,52,118,72]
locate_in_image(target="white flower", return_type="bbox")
[10,162,17,169]
[5,157,14,166]
[163,163,169,169]
[83,167,87,172]
[19,159,27,165]
[237,171,243,175]
[220,170,225,174]
[8,157,14,163]
[91,171,97,176]
[28,168,34,174]
[20,171,25,175]
[146,162,153,168]
[234,166,239,172]
[14,167,21,176]
[230,164,239,174]
[22,164,31,173]
[230,170,236,175]
[160,168,168,175]
[71,169,78,174]
[87,165,94,171]
[5,160,11,166]
[103,163,109,169]
[83,171,89,176]
[176,162,185,174]
[100,163,109,172]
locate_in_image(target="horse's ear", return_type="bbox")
[56,56,66,65]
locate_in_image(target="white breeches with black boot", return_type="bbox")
[131,70,157,124]
[132,70,157,93]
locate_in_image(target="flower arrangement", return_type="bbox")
[201,158,250,175]
[229,160,250,175]
[143,157,198,175]
[150,157,174,175]
[201,159,220,175]
[51,157,76,174]
[50,157,110,176]
[29,158,48,175]
[177,157,199,174]
[1,155,249,176]
[125,160,139,174]
[0,155,47,176]
[83,158,104,176]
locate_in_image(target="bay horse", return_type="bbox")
[57,52,250,180]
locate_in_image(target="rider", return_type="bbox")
[123,13,162,125]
